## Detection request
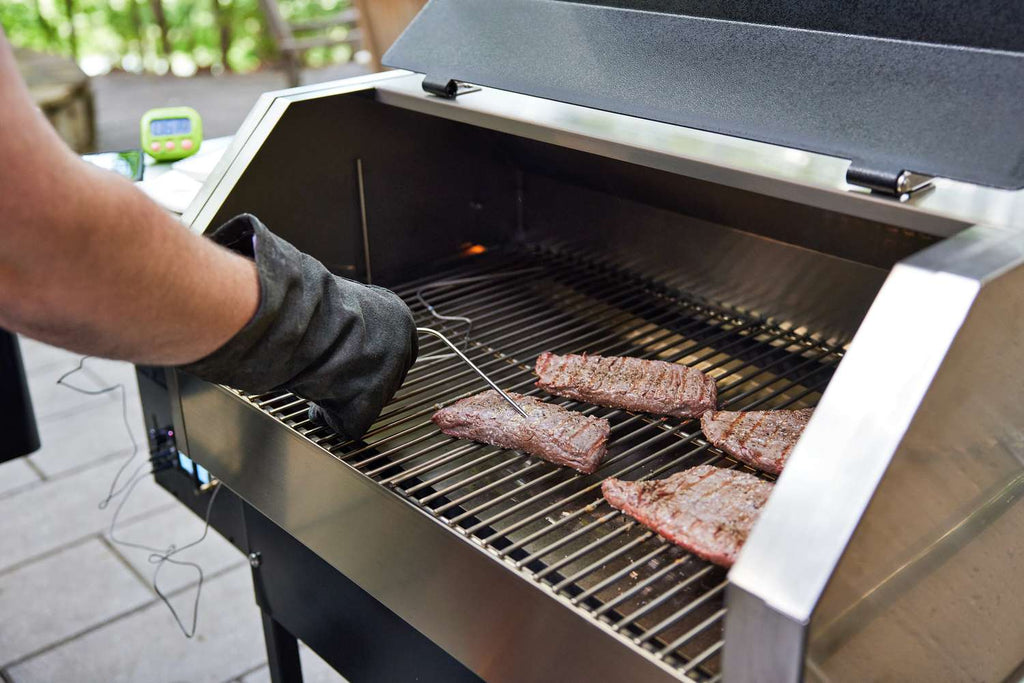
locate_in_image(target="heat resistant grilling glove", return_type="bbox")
[178,213,417,441]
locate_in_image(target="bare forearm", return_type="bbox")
[0,27,257,364]
[0,158,258,364]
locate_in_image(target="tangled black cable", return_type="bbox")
[57,356,219,638]
[57,357,141,509]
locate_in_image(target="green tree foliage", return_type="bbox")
[0,0,354,74]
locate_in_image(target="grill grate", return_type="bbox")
[242,245,844,680]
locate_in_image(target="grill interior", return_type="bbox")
[242,243,844,681]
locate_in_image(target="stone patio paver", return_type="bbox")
[28,400,136,478]
[0,538,152,665]
[25,357,130,421]
[6,566,266,683]
[0,454,175,573]
[108,503,247,595]
[0,458,42,499]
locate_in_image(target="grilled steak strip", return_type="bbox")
[534,352,717,418]
[432,390,609,474]
[700,408,814,476]
[602,465,773,567]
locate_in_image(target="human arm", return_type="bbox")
[0,28,258,364]
[0,29,417,439]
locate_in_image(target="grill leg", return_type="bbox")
[261,610,304,683]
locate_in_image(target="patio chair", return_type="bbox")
[259,0,364,87]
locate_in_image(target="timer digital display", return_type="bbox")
[150,117,192,136]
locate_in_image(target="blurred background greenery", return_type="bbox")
[0,0,358,76]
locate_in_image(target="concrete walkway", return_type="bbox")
[0,339,345,683]
[92,62,370,151]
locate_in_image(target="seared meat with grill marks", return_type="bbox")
[432,390,609,474]
[700,408,814,476]
[602,465,773,567]
[534,352,717,418]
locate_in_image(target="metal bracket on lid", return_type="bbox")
[421,75,481,99]
[847,163,935,200]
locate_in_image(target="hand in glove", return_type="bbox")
[178,214,417,441]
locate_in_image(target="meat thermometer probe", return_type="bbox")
[416,327,529,418]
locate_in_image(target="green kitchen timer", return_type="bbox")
[140,106,203,162]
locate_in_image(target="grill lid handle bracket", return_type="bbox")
[422,75,481,99]
[847,163,934,200]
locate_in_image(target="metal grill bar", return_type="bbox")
[468,427,695,538]
[681,641,724,675]
[659,608,728,657]
[548,529,654,587]
[633,581,728,642]
[495,429,694,553]
[243,246,845,680]
[598,563,714,618]
[567,542,673,602]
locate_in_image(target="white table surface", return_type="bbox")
[135,135,233,216]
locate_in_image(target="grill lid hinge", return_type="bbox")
[846,163,934,199]
[422,75,481,99]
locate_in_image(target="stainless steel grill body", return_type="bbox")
[172,72,1024,682]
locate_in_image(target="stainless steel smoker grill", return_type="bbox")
[224,247,845,681]
[142,2,1024,681]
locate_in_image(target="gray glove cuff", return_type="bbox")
[178,214,417,441]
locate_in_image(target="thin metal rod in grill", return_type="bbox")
[657,607,727,658]
[681,640,724,674]
[600,564,715,620]
[630,580,727,642]
[567,542,673,602]
[416,327,529,418]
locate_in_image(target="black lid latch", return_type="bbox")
[422,75,481,99]
[846,164,934,200]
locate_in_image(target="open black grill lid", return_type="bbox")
[384,0,1024,190]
